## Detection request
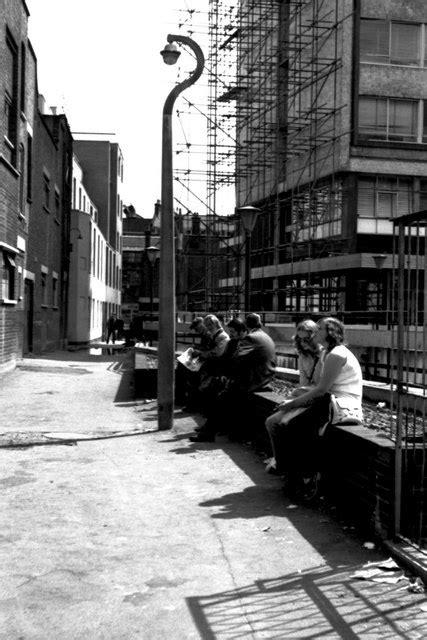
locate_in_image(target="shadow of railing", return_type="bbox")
[187,565,423,639]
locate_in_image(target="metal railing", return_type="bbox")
[391,210,427,549]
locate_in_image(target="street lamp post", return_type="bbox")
[146,246,160,321]
[237,206,260,312]
[158,34,205,430]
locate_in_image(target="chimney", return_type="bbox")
[38,94,46,114]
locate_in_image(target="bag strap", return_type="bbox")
[307,355,319,385]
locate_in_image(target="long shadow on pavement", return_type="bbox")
[186,564,425,639]
[161,416,427,638]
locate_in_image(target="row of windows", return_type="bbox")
[358,96,427,144]
[72,179,98,222]
[3,29,28,169]
[360,19,427,67]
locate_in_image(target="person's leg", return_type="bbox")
[284,395,331,499]
[265,411,285,471]
[189,386,230,442]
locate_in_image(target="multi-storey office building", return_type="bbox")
[0,0,37,371]
[216,0,427,320]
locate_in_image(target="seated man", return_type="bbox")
[175,316,213,409]
[193,314,230,401]
[190,313,276,442]
[196,317,248,417]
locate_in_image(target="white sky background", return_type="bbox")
[26,0,234,219]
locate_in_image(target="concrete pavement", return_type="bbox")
[1,349,427,639]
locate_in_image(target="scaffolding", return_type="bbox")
[202,0,353,313]
[172,0,353,313]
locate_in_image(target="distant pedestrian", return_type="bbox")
[114,317,124,340]
[106,314,116,344]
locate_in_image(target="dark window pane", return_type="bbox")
[391,23,420,65]
[360,20,389,63]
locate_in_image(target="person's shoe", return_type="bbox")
[189,432,215,443]
[265,458,278,474]
[301,472,321,502]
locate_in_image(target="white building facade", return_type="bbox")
[68,156,121,344]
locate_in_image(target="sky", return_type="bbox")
[26,0,215,219]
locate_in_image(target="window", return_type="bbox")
[360,20,389,63]
[18,144,25,213]
[359,97,418,142]
[358,176,413,219]
[423,101,427,143]
[20,43,26,114]
[54,189,60,220]
[1,252,16,300]
[52,276,58,307]
[43,174,50,209]
[4,31,18,164]
[360,19,421,66]
[26,135,32,201]
[41,272,48,306]
[420,180,427,209]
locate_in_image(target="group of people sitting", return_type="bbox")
[177,313,363,502]
[176,312,277,443]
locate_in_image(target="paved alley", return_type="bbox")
[1,349,427,639]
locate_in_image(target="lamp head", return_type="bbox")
[237,205,261,234]
[146,246,160,264]
[373,254,387,270]
[160,43,181,65]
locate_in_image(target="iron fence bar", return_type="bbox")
[394,219,405,538]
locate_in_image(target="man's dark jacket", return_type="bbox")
[231,328,276,392]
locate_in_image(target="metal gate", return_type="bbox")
[392,210,427,548]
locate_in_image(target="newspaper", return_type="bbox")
[177,348,203,372]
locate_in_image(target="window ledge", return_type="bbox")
[4,135,15,151]
[40,304,48,309]
[0,154,19,177]
[52,306,59,311]
[360,61,424,69]
[1,299,18,306]
[43,206,51,214]
[353,139,427,151]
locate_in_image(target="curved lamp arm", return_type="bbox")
[163,34,205,116]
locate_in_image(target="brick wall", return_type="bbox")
[0,0,33,371]
[27,113,73,354]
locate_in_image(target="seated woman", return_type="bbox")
[265,319,323,473]
[265,316,363,500]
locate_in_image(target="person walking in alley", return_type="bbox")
[114,316,124,341]
[106,313,117,344]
